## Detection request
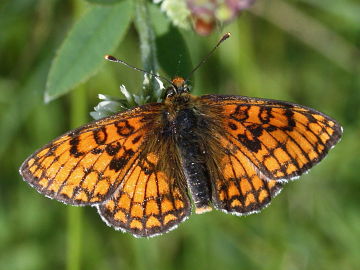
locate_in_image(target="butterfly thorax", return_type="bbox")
[164,93,196,115]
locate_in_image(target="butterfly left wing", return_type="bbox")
[20,102,191,237]
[97,150,191,237]
[20,104,164,205]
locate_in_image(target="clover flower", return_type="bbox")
[153,0,191,29]
[154,0,255,35]
[90,75,165,120]
[189,0,255,35]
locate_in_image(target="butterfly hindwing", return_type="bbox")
[211,144,283,215]
[98,150,191,237]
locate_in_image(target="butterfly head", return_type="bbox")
[164,77,191,99]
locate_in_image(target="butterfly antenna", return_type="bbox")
[104,55,173,85]
[185,32,231,81]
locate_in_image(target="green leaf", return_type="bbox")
[151,2,192,79]
[86,0,124,5]
[45,0,133,102]
[155,26,192,79]
[150,1,170,36]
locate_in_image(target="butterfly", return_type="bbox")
[19,34,342,238]
[20,74,342,237]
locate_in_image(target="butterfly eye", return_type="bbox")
[165,87,176,98]
[182,84,190,93]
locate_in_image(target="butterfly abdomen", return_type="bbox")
[173,107,213,214]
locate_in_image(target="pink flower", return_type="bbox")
[187,0,255,35]
[153,0,255,36]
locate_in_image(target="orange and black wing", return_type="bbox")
[97,151,190,237]
[20,104,191,236]
[211,148,283,215]
[201,95,342,180]
[198,94,342,215]
[20,103,164,205]
[20,103,191,237]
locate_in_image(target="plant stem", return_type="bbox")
[66,1,87,269]
[134,0,158,98]
[67,85,87,270]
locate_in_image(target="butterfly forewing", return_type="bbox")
[200,95,342,181]
[20,104,164,205]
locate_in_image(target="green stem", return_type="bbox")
[134,0,158,98]
[67,85,87,270]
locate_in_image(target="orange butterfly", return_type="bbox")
[20,35,342,238]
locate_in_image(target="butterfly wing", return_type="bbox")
[20,102,191,236]
[20,103,165,205]
[210,151,284,215]
[197,94,342,215]
[97,149,190,237]
[200,95,342,180]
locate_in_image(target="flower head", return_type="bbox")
[154,0,191,29]
[90,75,165,120]
[154,0,255,35]
[188,0,255,35]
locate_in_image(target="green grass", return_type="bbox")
[1,0,359,269]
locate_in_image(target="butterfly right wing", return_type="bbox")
[202,131,283,215]
[200,95,342,181]
[209,141,284,215]
[197,94,341,215]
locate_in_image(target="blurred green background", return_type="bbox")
[1,0,359,269]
